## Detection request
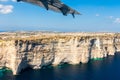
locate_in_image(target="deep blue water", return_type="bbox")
[1,53,120,80]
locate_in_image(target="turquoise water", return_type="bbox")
[1,53,120,80]
[0,68,9,78]
[0,69,4,78]
[91,58,103,61]
[0,68,13,80]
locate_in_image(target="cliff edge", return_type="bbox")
[0,32,120,75]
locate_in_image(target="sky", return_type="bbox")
[0,0,120,32]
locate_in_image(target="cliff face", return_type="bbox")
[0,32,120,75]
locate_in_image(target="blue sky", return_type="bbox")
[0,0,120,32]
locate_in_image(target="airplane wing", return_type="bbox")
[17,0,80,17]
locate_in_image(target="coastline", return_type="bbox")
[0,31,120,75]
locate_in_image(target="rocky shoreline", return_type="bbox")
[0,32,120,75]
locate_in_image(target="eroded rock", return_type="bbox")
[0,32,120,75]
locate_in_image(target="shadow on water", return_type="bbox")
[1,53,120,80]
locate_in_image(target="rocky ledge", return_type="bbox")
[0,32,120,75]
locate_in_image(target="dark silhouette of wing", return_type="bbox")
[17,0,80,17]
[40,0,49,10]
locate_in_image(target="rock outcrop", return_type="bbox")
[0,32,120,75]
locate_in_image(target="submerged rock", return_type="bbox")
[0,32,120,75]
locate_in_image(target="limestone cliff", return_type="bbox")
[0,32,120,75]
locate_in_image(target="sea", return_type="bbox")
[0,52,120,80]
